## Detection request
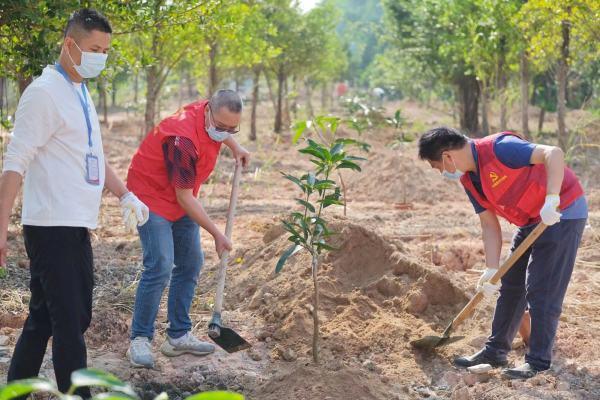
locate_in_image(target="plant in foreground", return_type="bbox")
[0,368,243,400]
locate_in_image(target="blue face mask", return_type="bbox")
[207,125,231,142]
[442,156,464,180]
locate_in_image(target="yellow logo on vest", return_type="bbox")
[490,171,508,188]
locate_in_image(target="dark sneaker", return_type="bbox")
[454,348,508,368]
[501,363,544,380]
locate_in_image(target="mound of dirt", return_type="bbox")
[347,145,464,204]
[226,221,469,393]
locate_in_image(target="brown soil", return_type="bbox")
[1,99,599,399]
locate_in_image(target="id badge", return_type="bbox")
[85,153,100,186]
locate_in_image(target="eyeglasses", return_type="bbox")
[208,107,240,134]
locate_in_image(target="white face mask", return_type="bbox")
[68,41,107,79]
[442,155,464,180]
[206,107,234,142]
[207,125,231,142]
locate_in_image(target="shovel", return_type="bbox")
[411,222,547,350]
[207,162,251,353]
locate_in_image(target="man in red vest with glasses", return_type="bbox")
[418,127,587,379]
[125,89,249,368]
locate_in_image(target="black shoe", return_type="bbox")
[454,348,508,368]
[501,363,544,380]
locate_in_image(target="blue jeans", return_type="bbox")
[130,212,204,340]
[484,218,587,370]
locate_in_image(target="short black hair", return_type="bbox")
[418,127,468,161]
[64,8,112,38]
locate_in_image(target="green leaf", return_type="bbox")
[185,392,245,400]
[344,155,367,161]
[296,198,316,213]
[331,142,344,155]
[316,242,337,251]
[275,245,302,273]
[0,378,58,400]
[282,221,302,238]
[336,161,361,172]
[299,147,326,161]
[71,369,136,398]
[320,198,344,208]
[281,173,306,193]
[292,121,307,144]
[314,180,336,191]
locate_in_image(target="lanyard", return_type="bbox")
[54,63,93,150]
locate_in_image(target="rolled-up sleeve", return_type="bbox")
[3,86,61,175]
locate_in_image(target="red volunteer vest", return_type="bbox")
[126,100,222,221]
[460,132,583,227]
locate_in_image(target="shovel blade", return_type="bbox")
[410,335,465,350]
[209,326,252,353]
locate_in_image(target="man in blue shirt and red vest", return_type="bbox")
[125,89,250,368]
[418,127,587,379]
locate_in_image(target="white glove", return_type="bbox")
[477,268,500,299]
[539,194,561,226]
[120,192,149,233]
[480,282,500,298]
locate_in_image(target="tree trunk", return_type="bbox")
[274,65,285,134]
[305,80,314,118]
[456,74,480,136]
[520,50,530,138]
[283,77,290,128]
[328,82,334,110]
[538,108,545,133]
[208,40,219,97]
[98,78,108,125]
[235,75,240,93]
[0,77,5,113]
[178,77,184,108]
[134,72,139,104]
[111,79,117,108]
[186,69,195,98]
[311,255,320,364]
[480,81,490,136]
[265,72,278,111]
[290,76,298,120]
[557,19,570,150]
[497,64,508,132]
[144,64,159,135]
[250,66,260,141]
[338,171,347,216]
[17,74,32,95]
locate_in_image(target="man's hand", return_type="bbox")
[540,194,561,226]
[214,232,233,258]
[477,267,500,298]
[232,144,251,168]
[120,192,150,233]
[479,282,500,298]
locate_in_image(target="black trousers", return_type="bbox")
[7,226,94,397]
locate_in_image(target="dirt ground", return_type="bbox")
[1,99,599,400]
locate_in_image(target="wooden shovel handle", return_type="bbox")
[213,163,243,315]
[445,223,547,334]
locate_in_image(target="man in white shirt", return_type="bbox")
[0,9,148,395]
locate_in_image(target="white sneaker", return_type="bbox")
[127,337,155,368]
[160,332,215,357]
